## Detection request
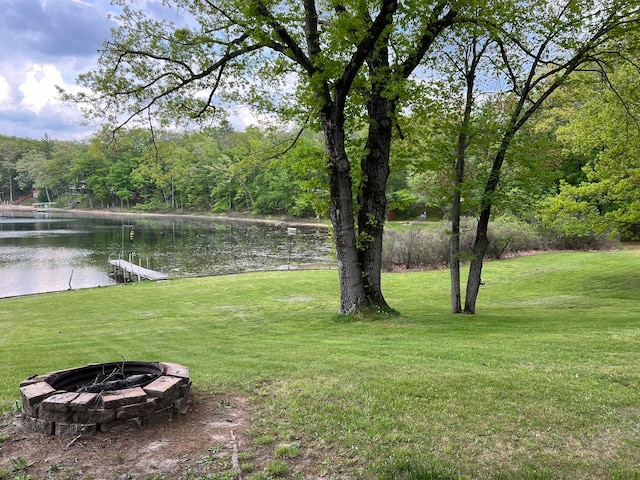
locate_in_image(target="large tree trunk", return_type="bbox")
[308,0,455,315]
[358,42,393,311]
[358,116,391,310]
[323,118,369,314]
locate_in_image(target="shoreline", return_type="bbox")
[0,205,334,300]
[5,205,330,229]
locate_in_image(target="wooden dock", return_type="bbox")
[108,259,169,283]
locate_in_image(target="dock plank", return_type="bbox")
[108,259,169,281]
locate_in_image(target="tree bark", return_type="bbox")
[358,40,393,311]
[322,115,369,314]
[463,209,489,314]
[358,114,392,310]
[450,170,463,314]
[463,147,507,314]
[356,4,458,311]
[450,38,486,314]
[451,97,471,315]
[8,168,14,203]
[461,8,609,314]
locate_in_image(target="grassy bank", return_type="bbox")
[1,250,640,479]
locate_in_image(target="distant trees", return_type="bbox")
[0,135,85,204]
[0,137,30,202]
[538,63,640,241]
[0,126,325,215]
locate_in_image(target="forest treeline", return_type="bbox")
[0,67,638,242]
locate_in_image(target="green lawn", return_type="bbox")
[1,250,639,479]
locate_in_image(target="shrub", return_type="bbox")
[382,215,617,271]
[485,215,544,259]
[538,226,620,251]
[382,228,447,270]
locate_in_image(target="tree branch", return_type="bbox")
[333,0,398,118]
[397,2,458,80]
[252,0,315,73]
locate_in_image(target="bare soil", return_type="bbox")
[0,391,268,479]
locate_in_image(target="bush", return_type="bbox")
[485,215,544,259]
[382,227,449,270]
[131,198,167,213]
[539,228,620,251]
[382,216,617,271]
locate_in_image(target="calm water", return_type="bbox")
[0,210,332,298]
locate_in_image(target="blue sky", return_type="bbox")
[0,0,122,140]
[0,0,261,141]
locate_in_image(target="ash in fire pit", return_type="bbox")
[77,372,157,393]
[20,361,191,436]
[48,361,164,393]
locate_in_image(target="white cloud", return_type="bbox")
[0,0,118,139]
[231,106,261,129]
[0,0,291,139]
[0,76,10,106]
[18,63,64,114]
[0,61,91,140]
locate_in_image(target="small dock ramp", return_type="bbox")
[108,259,169,283]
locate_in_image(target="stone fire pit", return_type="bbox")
[19,361,191,436]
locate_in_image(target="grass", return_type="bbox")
[1,250,640,478]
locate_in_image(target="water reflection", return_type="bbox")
[0,210,332,298]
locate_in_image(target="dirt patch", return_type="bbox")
[0,391,257,479]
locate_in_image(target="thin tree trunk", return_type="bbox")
[171,175,175,209]
[450,187,463,313]
[238,178,254,207]
[461,14,599,313]
[8,168,13,203]
[464,147,508,314]
[451,37,488,314]
[451,113,469,314]
[464,209,489,314]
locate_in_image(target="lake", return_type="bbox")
[0,209,333,298]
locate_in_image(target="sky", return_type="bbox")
[0,0,260,142]
[0,0,125,140]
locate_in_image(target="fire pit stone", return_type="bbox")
[19,361,191,436]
